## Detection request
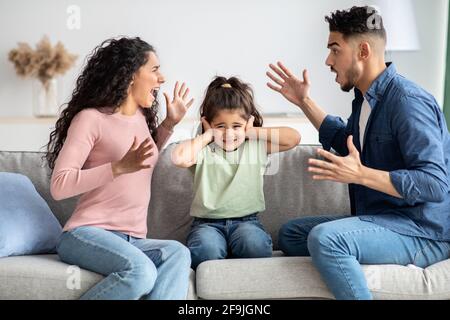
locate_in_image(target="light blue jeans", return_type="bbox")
[57,226,191,300]
[278,216,450,300]
[187,213,273,269]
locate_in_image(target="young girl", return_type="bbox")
[172,76,301,269]
[46,37,194,299]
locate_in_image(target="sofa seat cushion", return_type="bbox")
[195,251,450,300]
[0,254,102,299]
[0,254,197,300]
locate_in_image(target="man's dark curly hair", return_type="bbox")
[325,6,386,42]
[44,37,160,171]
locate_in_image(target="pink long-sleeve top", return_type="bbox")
[50,107,172,238]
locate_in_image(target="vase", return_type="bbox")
[32,78,59,117]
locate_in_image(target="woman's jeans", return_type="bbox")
[187,213,273,269]
[57,226,191,300]
[278,216,450,300]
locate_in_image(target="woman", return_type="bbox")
[45,37,193,300]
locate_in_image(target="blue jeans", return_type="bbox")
[278,216,450,300]
[187,213,273,269]
[56,226,191,300]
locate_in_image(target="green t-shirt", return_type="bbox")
[190,139,268,219]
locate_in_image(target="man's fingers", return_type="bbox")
[317,148,341,163]
[308,158,337,171]
[277,61,294,78]
[308,167,334,176]
[269,63,288,80]
[347,135,359,154]
[312,175,338,182]
[267,82,282,93]
[266,71,284,86]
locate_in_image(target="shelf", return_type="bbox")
[0,116,58,124]
[0,114,309,125]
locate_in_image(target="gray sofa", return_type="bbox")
[1,144,450,300]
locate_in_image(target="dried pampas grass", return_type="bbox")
[8,36,77,88]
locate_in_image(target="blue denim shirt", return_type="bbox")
[319,63,450,241]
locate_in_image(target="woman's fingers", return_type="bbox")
[129,136,138,151]
[303,69,310,84]
[182,87,190,100]
[186,98,194,108]
[137,138,151,149]
[142,151,154,158]
[173,81,179,98]
[164,92,171,106]
[179,82,186,98]
[140,143,154,155]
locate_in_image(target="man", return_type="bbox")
[266,6,450,300]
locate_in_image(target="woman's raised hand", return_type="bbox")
[163,81,194,128]
[112,137,154,178]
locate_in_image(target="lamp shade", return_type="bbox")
[371,0,421,51]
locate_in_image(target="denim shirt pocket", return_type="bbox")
[365,132,401,170]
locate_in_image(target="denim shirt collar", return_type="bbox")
[355,62,397,108]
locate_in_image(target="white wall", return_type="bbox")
[0,0,448,151]
[389,0,449,106]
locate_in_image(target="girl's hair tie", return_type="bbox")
[221,83,232,88]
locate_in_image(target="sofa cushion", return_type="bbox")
[0,255,102,299]
[0,151,78,228]
[0,172,62,258]
[195,252,450,300]
[0,254,197,300]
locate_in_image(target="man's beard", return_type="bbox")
[340,61,359,92]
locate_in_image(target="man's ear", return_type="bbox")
[359,42,371,60]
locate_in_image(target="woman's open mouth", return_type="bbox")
[150,88,159,99]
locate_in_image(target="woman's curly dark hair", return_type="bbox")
[325,6,386,41]
[199,76,263,133]
[44,37,159,171]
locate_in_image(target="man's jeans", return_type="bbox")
[187,213,273,269]
[57,226,191,300]
[278,216,450,300]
